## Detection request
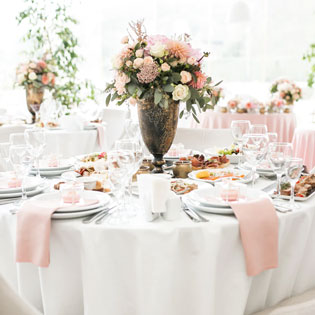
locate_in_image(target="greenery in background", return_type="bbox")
[303,43,315,87]
[17,0,96,108]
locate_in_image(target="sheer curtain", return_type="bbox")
[0,0,315,113]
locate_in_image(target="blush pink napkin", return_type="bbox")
[96,124,106,151]
[230,197,279,276]
[16,199,98,267]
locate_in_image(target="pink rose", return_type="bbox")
[143,56,154,65]
[126,60,132,67]
[37,60,47,69]
[121,36,129,44]
[280,92,285,98]
[170,60,178,67]
[135,49,144,58]
[114,72,130,95]
[161,63,170,72]
[180,71,192,84]
[133,58,144,69]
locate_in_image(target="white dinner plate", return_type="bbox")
[241,161,273,173]
[188,168,251,184]
[31,159,73,171]
[29,169,72,176]
[31,190,110,213]
[0,185,47,199]
[190,186,268,208]
[0,176,43,194]
[52,205,109,219]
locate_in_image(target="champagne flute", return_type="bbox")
[24,128,46,178]
[9,144,34,203]
[230,120,251,166]
[268,142,292,202]
[242,134,269,186]
[285,158,303,210]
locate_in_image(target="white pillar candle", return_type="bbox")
[150,177,170,213]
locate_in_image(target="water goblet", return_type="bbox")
[268,142,292,202]
[285,158,303,210]
[24,128,46,178]
[249,124,268,135]
[230,120,251,166]
[242,134,269,186]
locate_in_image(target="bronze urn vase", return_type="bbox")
[26,85,44,123]
[137,98,179,173]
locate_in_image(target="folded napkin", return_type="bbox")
[137,174,180,221]
[16,198,98,267]
[230,197,278,276]
[96,123,107,151]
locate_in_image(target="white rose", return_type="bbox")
[180,71,192,84]
[28,72,37,80]
[112,55,123,69]
[150,42,166,58]
[17,73,25,84]
[135,49,144,58]
[133,58,144,69]
[172,84,190,101]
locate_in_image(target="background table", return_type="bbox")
[191,112,297,142]
[292,125,315,172]
[0,178,315,315]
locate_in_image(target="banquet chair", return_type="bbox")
[173,128,234,152]
[0,273,42,315]
[252,289,315,315]
[101,108,129,149]
[0,125,28,143]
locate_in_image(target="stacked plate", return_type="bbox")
[30,190,112,219]
[0,176,46,204]
[182,186,268,215]
[30,159,73,176]
[240,161,274,176]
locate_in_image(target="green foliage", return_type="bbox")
[17,0,95,108]
[303,43,315,87]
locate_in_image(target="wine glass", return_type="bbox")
[242,134,269,186]
[249,124,268,135]
[268,142,293,202]
[285,158,303,210]
[24,128,46,178]
[267,132,278,143]
[230,120,251,166]
[0,143,12,170]
[9,144,34,203]
[30,104,42,125]
[106,150,135,224]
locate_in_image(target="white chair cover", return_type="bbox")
[101,108,129,149]
[0,125,28,143]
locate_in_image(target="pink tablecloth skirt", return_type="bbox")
[191,112,297,142]
[292,127,315,172]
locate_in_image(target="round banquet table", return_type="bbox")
[1,179,315,315]
[191,112,297,142]
[292,125,315,172]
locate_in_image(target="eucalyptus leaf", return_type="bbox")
[105,93,111,106]
[154,89,163,105]
[172,72,181,83]
[163,84,174,93]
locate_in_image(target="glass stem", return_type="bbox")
[21,176,27,201]
[36,156,40,178]
[276,173,281,198]
[238,142,243,167]
[290,183,295,208]
[251,165,256,187]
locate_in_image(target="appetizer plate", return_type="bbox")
[204,148,243,164]
[0,176,43,194]
[0,185,47,199]
[269,189,315,201]
[31,191,110,213]
[188,168,252,184]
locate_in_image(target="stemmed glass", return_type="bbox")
[30,104,42,124]
[230,120,251,167]
[267,132,278,143]
[249,124,268,135]
[285,158,303,210]
[107,150,135,224]
[242,134,269,186]
[0,143,11,170]
[9,145,34,203]
[268,142,292,202]
[24,128,46,178]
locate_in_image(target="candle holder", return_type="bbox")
[173,160,192,178]
[60,182,84,204]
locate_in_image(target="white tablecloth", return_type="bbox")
[1,179,315,315]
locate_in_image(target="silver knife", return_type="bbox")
[82,205,115,224]
[262,181,277,193]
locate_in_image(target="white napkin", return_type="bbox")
[137,174,181,221]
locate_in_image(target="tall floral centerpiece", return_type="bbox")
[16,58,56,123]
[106,21,220,172]
[270,79,302,112]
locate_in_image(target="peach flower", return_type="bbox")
[42,73,49,85]
[189,71,207,89]
[143,56,154,65]
[133,58,144,69]
[180,71,192,84]
[187,56,197,65]
[161,63,170,71]
[37,60,47,69]
[121,36,129,44]
[135,49,144,58]
[126,60,132,67]
[167,40,191,60]
[129,97,137,106]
